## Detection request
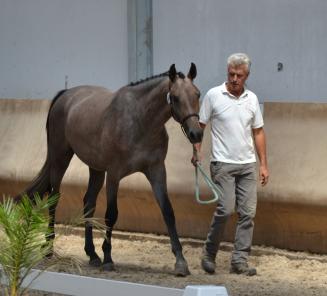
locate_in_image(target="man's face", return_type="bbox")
[227,64,249,96]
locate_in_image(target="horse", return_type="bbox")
[17,63,203,276]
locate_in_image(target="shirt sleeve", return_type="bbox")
[199,92,212,125]
[252,96,264,129]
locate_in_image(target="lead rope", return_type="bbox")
[167,92,220,203]
[193,148,222,204]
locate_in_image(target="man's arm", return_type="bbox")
[253,127,269,186]
[192,122,206,165]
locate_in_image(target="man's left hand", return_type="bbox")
[259,165,269,186]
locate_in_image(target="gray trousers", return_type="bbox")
[204,161,257,265]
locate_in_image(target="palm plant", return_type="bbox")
[0,194,109,296]
[0,194,57,296]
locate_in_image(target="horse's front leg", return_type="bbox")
[83,168,105,267]
[102,174,120,271]
[145,163,190,276]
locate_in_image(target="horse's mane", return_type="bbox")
[128,71,185,86]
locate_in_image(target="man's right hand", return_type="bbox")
[192,144,202,166]
[191,154,199,166]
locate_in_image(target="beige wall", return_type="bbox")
[1,99,327,253]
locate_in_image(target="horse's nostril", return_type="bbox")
[189,129,203,144]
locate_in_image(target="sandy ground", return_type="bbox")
[35,229,327,296]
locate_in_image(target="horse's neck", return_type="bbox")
[138,78,171,129]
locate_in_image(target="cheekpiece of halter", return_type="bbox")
[166,92,171,104]
[167,92,179,122]
[166,92,200,138]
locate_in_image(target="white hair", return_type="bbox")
[227,53,251,72]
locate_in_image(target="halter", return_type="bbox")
[167,92,199,137]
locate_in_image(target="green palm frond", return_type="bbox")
[0,193,108,296]
[0,194,58,295]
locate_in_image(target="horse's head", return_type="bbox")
[168,63,203,144]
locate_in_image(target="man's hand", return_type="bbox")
[191,153,201,166]
[259,165,269,186]
[253,127,269,186]
[192,143,202,166]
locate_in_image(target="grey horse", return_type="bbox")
[18,63,203,276]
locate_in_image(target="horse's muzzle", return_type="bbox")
[187,128,203,144]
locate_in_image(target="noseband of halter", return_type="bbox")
[167,92,199,136]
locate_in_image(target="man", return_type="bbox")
[192,53,269,276]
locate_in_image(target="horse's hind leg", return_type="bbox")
[144,162,190,276]
[102,175,119,271]
[48,147,74,244]
[83,168,105,267]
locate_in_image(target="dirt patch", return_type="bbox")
[43,229,327,296]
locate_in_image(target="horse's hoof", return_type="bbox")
[102,262,115,271]
[42,243,54,258]
[89,257,102,267]
[174,262,191,277]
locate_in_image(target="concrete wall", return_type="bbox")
[1,1,326,102]
[153,0,327,102]
[0,0,128,98]
[1,99,327,253]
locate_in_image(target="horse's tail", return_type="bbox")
[15,156,52,202]
[15,89,67,202]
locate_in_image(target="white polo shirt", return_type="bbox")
[199,83,264,164]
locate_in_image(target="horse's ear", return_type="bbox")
[187,62,197,80]
[169,64,177,82]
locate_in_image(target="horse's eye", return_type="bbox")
[194,91,201,100]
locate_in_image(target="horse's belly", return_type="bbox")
[72,142,166,178]
[70,144,107,171]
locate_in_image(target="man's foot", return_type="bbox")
[201,255,216,274]
[230,263,257,276]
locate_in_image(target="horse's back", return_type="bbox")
[49,85,116,135]
[63,85,114,111]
